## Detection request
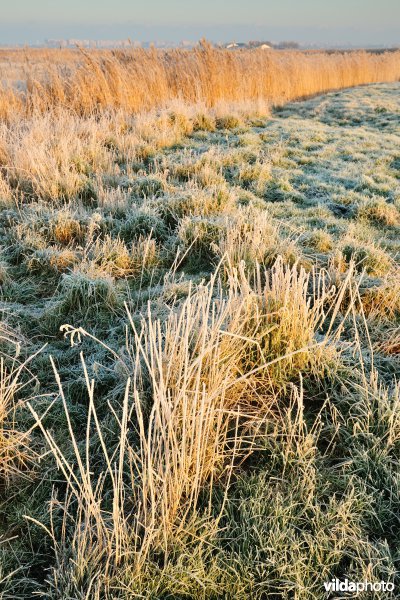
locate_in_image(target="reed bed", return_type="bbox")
[0,44,399,119]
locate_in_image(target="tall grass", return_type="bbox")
[0,45,399,119]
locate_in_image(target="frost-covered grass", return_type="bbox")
[1,83,400,598]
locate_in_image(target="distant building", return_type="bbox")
[225,42,248,49]
[249,41,273,49]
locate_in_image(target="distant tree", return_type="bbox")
[249,40,273,48]
[277,41,300,49]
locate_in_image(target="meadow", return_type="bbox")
[0,48,400,598]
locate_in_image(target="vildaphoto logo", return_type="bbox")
[324,579,395,593]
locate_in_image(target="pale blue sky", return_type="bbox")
[1,0,399,45]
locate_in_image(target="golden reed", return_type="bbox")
[0,42,399,118]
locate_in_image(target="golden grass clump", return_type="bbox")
[375,329,400,356]
[52,214,84,245]
[358,198,400,227]
[0,173,12,206]
[0,342,36,486]
[90,233,159,278]
[49,249,79,272]
[225,258,339,386]
[341,242,393,276]
[302,230,334,253]
[360,271,400,322]
[0,257,9,285]
[0,111,112,201]
[213,208,304,275]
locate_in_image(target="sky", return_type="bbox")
[1,0,399,46]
